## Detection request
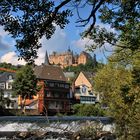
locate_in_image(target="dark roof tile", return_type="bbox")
[34,65,66,81]
[0,72,15,82]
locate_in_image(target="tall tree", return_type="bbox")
[0,0,139,62]
[13,64,37,113]
[94,54,140,139]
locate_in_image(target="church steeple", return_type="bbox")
[44,50,50,65]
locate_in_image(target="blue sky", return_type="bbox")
[0,3,113,65]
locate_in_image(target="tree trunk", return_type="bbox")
[21,95,27,114]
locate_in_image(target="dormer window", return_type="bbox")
[81,85,87,94]
[8,75,13,80]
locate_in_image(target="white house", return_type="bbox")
[0,72,18,109]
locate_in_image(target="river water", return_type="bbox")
[0,116,115,139]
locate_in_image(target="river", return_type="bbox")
[0,116,115,140]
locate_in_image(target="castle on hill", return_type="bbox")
[49,48,93,68]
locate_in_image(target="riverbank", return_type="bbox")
[0,130,116,140]
[0,131,72,140]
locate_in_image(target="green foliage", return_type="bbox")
[78,121,103,139]
[72,104,105,116]
[64,61,104,74]
[13,64,37,99]
[0,89,12,113]
[0,62,21,73]
[94,55,140,139]
[84,1,140,53]
[0,0,72,63]
[1,1,139,62]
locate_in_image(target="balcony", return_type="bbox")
[80,95,96,104]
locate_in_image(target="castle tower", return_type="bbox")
[44,50,50,65]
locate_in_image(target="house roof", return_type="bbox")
[19,99,38,106]
[74,71,95,85]
[34,64,66,82]
[82,71,95,83]
[64,72,75,78]
[0,72,16,82]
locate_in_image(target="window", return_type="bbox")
[54,93,59,98]
[59,84,64,88]
[65,84,69,89]
[55,83,59,87]
[8,83,12,89]
[49,82,54,87]
[67,93,70,99]
[4,92,10,98]
[81,85,87,94]
[45,90,52,97]
[0,83,5,89]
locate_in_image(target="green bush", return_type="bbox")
[79,121,103,139]
[72,104,105,116]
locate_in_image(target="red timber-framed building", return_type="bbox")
[34,64,71,115]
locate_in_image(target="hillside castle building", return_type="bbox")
[49,48,94,68]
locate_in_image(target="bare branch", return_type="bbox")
[75,0,106,36]
[54,0,71,13]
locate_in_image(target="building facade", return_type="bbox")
[74,72,97,104]
[17,52,72,115]
[34,65,71,115]
[49,49,92,68]
[0,72,18,108]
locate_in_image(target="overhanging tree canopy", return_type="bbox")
[0,0,139,62]
[13,64,37,99]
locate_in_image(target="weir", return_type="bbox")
[0,116,113,123]
[0,116,115,139]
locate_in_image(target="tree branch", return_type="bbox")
[54,0,71,14]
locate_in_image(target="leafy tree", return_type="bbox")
[0,89,12,114]
[0,0,139,62]
[72,104,105,116]
[12,64,37,113]
[94,56,140,139]
[0,0,71,63]
[0,62,21,73]
[64,60,103,74]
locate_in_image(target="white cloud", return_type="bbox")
[0,23,114,65]
[97,23,116,33]
[72,37,113,63]
[72,37,93,50]
[40,26,70,53]
[35,26,70,65]
[0,26,71,65]
[0,26,9,37]
[0,51,26,65]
